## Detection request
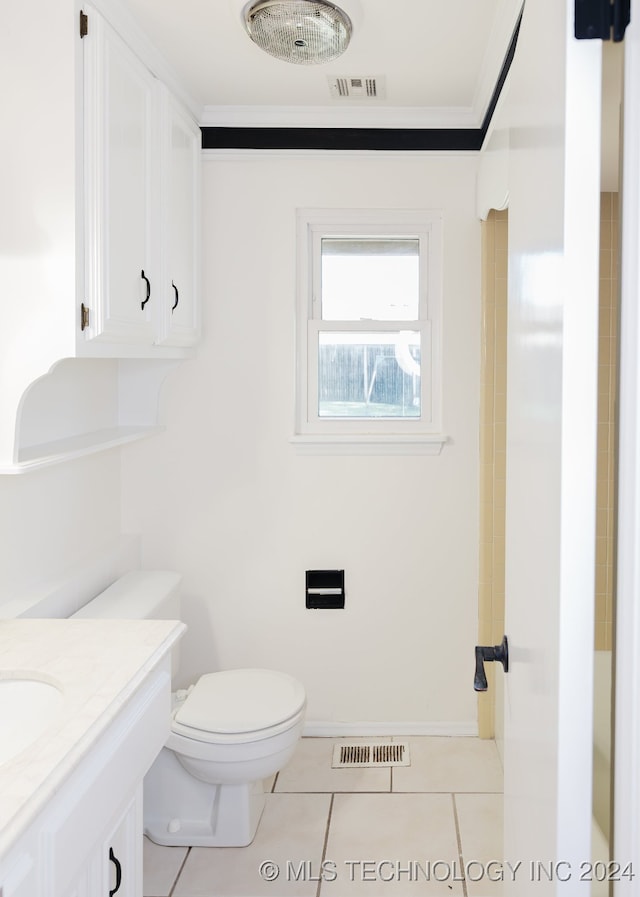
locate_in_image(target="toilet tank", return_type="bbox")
[73,571,182,620]
[73,570,183,675]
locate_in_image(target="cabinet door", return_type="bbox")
[56,789,142,897]
[156,91,200,347]
[84,8,156,346]
[102,787,143,897]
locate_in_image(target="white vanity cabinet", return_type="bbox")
[1,779,145,897]
[0,623,181,897]
[82,6,201,351]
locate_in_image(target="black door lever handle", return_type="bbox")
[474,635,509,692]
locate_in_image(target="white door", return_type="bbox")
[499,0,602,890]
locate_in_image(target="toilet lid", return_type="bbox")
[173,669,306,736]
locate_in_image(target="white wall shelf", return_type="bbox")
[0,426,164,476]
[0,357,180,476]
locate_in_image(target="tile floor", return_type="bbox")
[143,736,504,897]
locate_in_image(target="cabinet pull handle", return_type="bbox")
[109,847,122,897]
[171,281,179,312]
[140,270,151,310]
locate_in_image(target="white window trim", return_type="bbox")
[293,208,447,454]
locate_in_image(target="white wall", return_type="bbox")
[0,454,123,616]
[121,151,482,731]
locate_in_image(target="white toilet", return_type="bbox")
[73,570,306,847]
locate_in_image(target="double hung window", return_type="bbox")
[295,209,443,447]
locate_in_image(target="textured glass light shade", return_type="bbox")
[244,0,352,65]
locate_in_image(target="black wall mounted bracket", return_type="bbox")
[575,0,630,41]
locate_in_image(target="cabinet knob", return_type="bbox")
[171,281,179,312]
[140,270,151,310]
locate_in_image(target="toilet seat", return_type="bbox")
[170,669,306,744]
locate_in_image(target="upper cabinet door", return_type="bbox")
[83,8,156,346]
[156,91,201,347]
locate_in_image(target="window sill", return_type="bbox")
[289,434,449,456]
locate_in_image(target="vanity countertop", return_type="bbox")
[0,617,185,859]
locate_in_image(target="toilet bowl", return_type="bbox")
[145,668,306,846]
[73,571,306,847]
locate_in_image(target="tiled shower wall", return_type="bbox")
[478,195,618,739]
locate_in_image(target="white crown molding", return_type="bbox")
[199,103,481,130]
[202,149,479,161]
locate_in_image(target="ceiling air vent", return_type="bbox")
[328,76,385,100]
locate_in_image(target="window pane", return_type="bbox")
[321,238,419,321]
[318,331,421,418]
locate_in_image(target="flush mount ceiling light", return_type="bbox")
[244,0,352,65]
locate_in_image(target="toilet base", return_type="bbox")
[143,746,266,847]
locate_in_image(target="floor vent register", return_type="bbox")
[331,741,410,768]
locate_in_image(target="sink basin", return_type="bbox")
[0,678,64,767]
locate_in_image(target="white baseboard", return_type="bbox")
[303,721,479,738]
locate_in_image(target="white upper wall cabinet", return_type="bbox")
[82,6,201,351]
[0,0,201,471]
